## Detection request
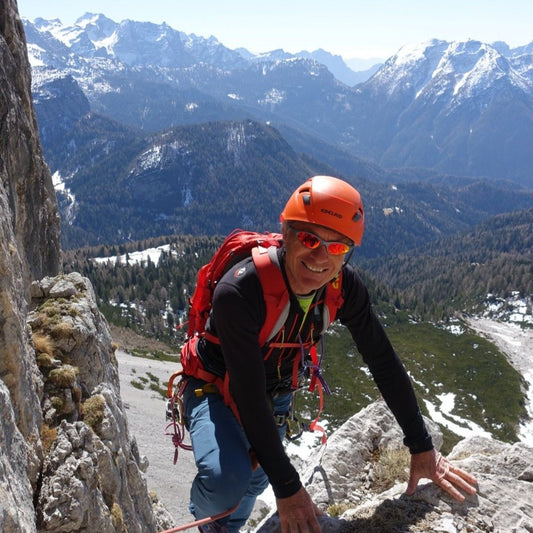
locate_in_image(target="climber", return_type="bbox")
[180,175,478,533]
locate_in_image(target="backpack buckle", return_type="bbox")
[273,413,288,427]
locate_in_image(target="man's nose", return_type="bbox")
[311,244,330,259]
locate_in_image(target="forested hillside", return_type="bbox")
[62,234,222,341]
[61,215,530,444]
[44,107,533,255]
[62,209,532,343]
[360,209,533,319]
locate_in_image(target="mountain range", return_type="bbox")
[22,13,533,250]
[25,14,533,181]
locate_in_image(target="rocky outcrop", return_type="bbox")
[27,273,174,532]
[0,2,172,531]
[258,401,533,533]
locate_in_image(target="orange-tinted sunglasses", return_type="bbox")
[289,227,353,256]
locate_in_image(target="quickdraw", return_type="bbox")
[164,371,192,464]
[299,334,330,444]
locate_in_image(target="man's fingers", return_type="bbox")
[451,464,478,487]
[437,464,477,501]
[435,454,478,500]
[447,469,478,495]
[405,450,478,502]
[437,477,466,501]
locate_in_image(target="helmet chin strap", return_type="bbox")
[327,251,352,285]
[343,247,355,265]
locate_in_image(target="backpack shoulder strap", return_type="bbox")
[252,246,290,346]
[253,248,345,344]
[322,271,344,328]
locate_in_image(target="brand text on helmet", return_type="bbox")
[320,208,342,219]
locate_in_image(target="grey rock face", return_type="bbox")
[258,401,533,533]
[0,0,60,283]
[0,382,37,533]
[29,273,120,402]
[0,2,61,530]
[0,1,173,530]
[302,401,442,508]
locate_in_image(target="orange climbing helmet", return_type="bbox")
[280,175,365,245]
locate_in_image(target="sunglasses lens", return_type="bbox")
[297,231,321,249]
[295,230,351,255]
[327,242,351,255]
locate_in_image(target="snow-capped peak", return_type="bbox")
[369,38,531,102]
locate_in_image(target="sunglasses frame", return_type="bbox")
[288,226,353,256]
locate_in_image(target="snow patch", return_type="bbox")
[482,293,532,326]
[382,207,403,216]
[93,244,175,267]
[259,88,286,106]
[424,393,493,439]
[52,171,77,224]
[467,316,533,446]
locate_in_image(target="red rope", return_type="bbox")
[158,503,240,533]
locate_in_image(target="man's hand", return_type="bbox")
[405,449,478,501]
[276,486,324,533]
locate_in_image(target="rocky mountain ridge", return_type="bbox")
[258,402,533,532]
[26,13,360,81]
[22,14,533,184]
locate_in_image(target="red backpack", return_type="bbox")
[183,229,286,343]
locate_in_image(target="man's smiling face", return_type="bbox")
[282,222,352,295]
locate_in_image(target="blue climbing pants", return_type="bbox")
[183,378,291,533]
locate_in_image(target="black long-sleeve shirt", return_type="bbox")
[196,248,433,498]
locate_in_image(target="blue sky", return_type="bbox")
[17,0,533,61]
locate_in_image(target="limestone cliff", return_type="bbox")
[0,1,172,531]
[0,0,60,282]
[1,0,60,527]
